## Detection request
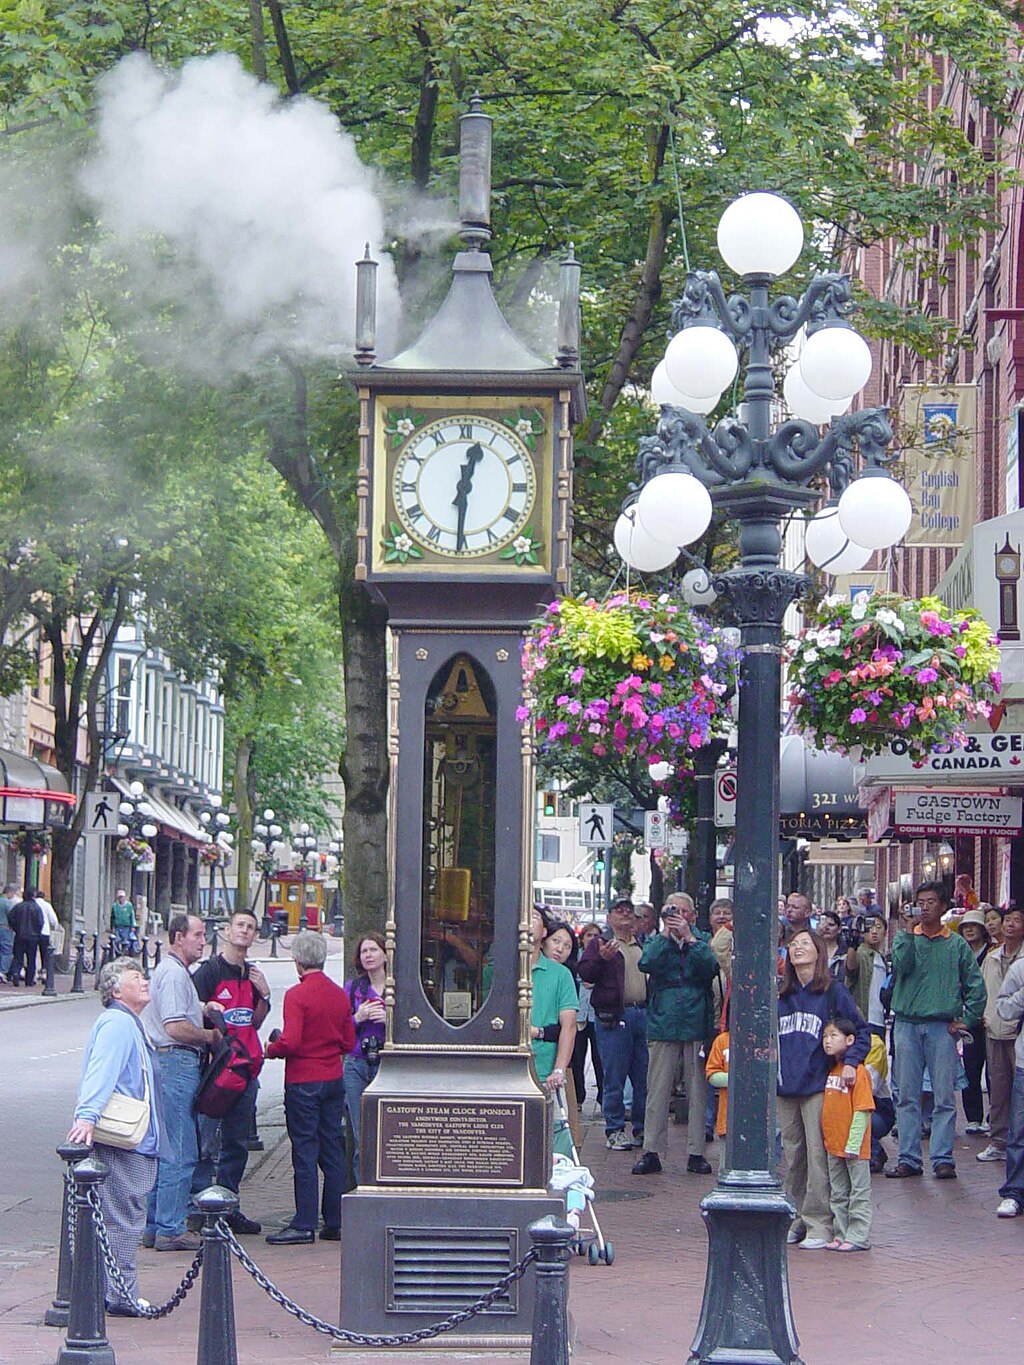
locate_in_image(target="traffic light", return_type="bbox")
[594,852,606,873]
[542,790,556,817]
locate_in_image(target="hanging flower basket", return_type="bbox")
[10,827,50,859]
[199,842,232,869]
[253,849,277,877]
[520,592,740,766]
[787,592,1002,761]
[116,836,155,870]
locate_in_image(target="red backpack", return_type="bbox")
[193,1030,256,1119]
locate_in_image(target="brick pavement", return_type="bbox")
[2,1105,1020,1365]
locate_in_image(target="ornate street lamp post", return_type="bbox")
[250,807,284,932]
[116,781,158,926]
[291,822,317,932]
[617,193,910,1365]
[197,794,233,932]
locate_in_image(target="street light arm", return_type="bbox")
[825,407,898,498]
[668,269,856,347]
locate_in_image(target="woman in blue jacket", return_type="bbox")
[778,928,869,1250]
[68,957,161,1316]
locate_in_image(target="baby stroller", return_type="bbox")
[551,1086,613,1265]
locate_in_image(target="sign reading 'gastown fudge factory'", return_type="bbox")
[861,732,1024,784]
[894,790,1023,837]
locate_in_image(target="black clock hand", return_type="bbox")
[453,442,485,551]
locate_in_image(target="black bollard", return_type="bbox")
[141,939,152,979]
[152,938,161,969]
[195,1185,239,1365]
[71,937,86,994]
[57,1155,115,1365]
[46,1143,92,1327]
[269,927,278,959]
[528,1215,574,1365]
[42,940,58,996]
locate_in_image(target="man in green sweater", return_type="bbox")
[886,880,986,1181]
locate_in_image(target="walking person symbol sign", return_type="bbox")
[579,803,614,847]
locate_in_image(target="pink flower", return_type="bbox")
[915,667,938,684]
[515,705,530,722]
[570,665,585,685]
[613,721,629,744]
[850,707,867,723]
[548,721,569,740]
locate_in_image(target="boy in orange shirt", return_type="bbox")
[821,1017,874,1252]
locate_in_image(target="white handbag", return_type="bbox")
[93,1059,151,1151]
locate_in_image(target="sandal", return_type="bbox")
[833,1241,870,1252]
[824,1239,843,1250]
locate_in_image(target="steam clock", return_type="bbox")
[995,534,1021,642]
[337,99,585,1350]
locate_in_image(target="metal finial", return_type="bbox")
[557,243,582,367]
[458,95,492,249]
[355,244,378,365]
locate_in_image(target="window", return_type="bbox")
[538,833,561,864]
[116,659,132,737]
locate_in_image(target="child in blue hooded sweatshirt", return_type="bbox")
[778,928,870,1249]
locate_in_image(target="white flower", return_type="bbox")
[700,644,719,665]
[803,648,819,663]
[820,594,844,609]
[853,590,871,606]
[396,417,415,437]
[850,602,867,621]
[515,418,535,438]
[394,533,413,553]
[817,628,841,649]
[513,535,532,555]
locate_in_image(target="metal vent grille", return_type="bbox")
[386,1227,518,1314]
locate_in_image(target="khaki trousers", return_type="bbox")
[988,1036,1017,1150]
[643,1038,707,1159]
[778,1092,833,1243]
[826,1153,872,1248]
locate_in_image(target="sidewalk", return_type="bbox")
[0,927,346,1012]
[2,1106,1021,1364]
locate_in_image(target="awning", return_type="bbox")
[779,735,867,840]
[0,747,75,828]
[111,778,207,849]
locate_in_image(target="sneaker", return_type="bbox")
[884,1163,923,1179]
[631,1152,663,1175]
[996,1198,1022,1218]
[140,1229,156,1249]
[107,1297,151,1319]
[977,1145,1005,1163]
[687,1155,713,1175]
[154,1232,201,1252]
[786,1226,805,1246]
[965,1121,989,1136]
[933,1163,957,1180]
[605,1130,633,1151]
[796,1238,831,1250]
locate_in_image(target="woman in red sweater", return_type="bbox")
[264,931,355,1244]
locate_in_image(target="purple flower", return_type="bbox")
[570,665,585,685]
[515,705,530,722]
[850,707,867,724]
[565,699,582,715]
[915,667,938,684]
[954,646,967,659]
[548,721,569,740]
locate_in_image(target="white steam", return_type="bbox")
[80,52,400,375]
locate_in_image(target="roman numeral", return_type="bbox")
[401,480,417,493]
[458,423,474,440]
[500,508,518,524]
[511,482,528,494]
[432,429,447,447]
[406,503,423,522]
[485,528,498,544]
[427,525,442,542]
[507,452,523,466]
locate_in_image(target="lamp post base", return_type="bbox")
[688,1180,803,1365]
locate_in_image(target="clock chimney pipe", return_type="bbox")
[458,94,492,249]
[557,244,582,367]
[354,243,378,365]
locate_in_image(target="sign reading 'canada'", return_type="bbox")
[862,732,1024,784]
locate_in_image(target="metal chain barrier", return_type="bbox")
[65,1169,77,1262]
[219,1219,539,1347]
[86,1187,203,1318]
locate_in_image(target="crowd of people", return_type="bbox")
[66,879,1024,1313]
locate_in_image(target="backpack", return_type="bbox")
[193,1030,256,1119]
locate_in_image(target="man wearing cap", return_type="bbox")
[579,897,649,1150]
[885,881,986,1181]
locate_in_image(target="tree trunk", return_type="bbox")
[338,571,389,973]
[233,735,254,908]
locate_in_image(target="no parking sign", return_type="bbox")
[714,767,737,827]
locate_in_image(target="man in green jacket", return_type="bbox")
[632,892,718,1176]
[886,880,986,1182]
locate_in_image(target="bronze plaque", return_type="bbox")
[376,1099,525,1186]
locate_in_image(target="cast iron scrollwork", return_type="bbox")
[712,568,810,626]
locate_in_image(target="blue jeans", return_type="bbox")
[193,1077,257,1198]
[892,1018,959,1170]
[594,1006,648,1137]
[999,1067,1024,1205]
[0,926,13,975]
[344,1051,379,1184]
[113,925,139,954]
[146,1048,201,1239]
[284,1078,346,1231]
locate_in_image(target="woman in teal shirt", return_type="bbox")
[529,906,578,1157]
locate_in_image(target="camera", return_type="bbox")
[361,1035,381,1064]
[839,914,869,953]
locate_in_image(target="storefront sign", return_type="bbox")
[893,791,1022,837]
[899,383,977,547]
[862,732,1024,783]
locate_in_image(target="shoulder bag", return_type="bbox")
[92,1052,151,1151]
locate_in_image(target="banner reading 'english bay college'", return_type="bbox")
[898,383,977,548]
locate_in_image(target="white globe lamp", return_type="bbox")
[635,471,713,548]
[804,505,872,574]
[837,472,913,550]
[717,193,804,278]
[799,326,872,402]
[613,509,678,572]
[680,566,718,606]
[664,326,738,399]
[783,364,851,425]
[648,760,672,783]
[650,360,720,416]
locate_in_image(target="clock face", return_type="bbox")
[998,555,1018,576]
[392,415,537,559]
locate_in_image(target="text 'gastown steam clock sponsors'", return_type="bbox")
[894,791,1023,837]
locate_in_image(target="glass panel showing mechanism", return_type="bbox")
[421,654,496,1026]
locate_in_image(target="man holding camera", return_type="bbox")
[844,915,889,1039]
[886,881,986,1181]
[632,893,718,1176]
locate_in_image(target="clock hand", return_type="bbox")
[452,442,485,551]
